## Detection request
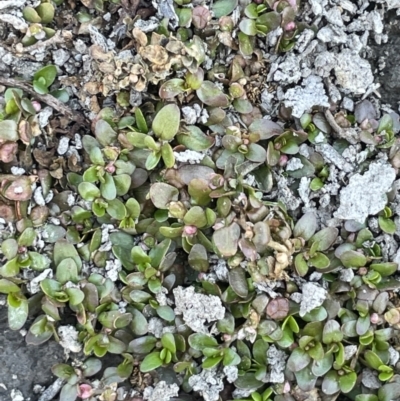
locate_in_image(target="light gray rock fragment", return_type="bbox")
[143,381,179,401]
[315,144,354,173]
[335,162,396,223]
[334,50,374,95]
[173,286,225,333]
[283,75,329,118]
[317,26,347,44]
[188,368,224,401]
[300,283,327,317]
[267,345,287,383]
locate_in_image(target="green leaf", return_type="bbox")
[95,120,117,147]
[322,320,343,344]
[34,65,57,88]
[229,267,248,298]
[150,183,179,209]
[339,250,367,268]
[177,126,215,151]
[106,198,126,220]
[246,143,267,163]
[223,347,240,366]
[370,262,397,277]
[197,81,230,107]
[135,108,148,134]
[161,332,176,354]
[188,244,209,272]
[309,227,338,252]
[152,104,180,141]
[157,305,175,322]
[78,182,100,201]
[378,383,400,401]
[159,79,186,100]
[33,80,49,94]
[312,353,333,377]
[188,333,218,350]
[213,222,241,257]
[54,240,82,271]
[161,142,175,168]
[36,3,55,24]
[8,293,28,330]
[0,258,20,277]
[293,212,317,241]
[0,279,20,294]
[140,352,163,372]
[287,348,311,372]
[113,174,131,196]
[51,364,75,380]
[294,253,309,277]
[321,370,340,395]
[56,258,79,284]
[100,172,117,200]
[365,350,384,370]
[379,216,396,234]
[339,372,357,393]
[202,355,223,369]
[212,0,238,17]
[308,252,330,269]
[128,336,157,354]
[239,18,257,35]
[1,238,18,260]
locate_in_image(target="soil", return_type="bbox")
[0,306,65,401]
[370,10,400,109]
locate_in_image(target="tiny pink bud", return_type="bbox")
[223,334,232,341]
[105,163,116,174]
[78,384,93,399]
[370,313,380,324]
[283,382,291,393]
[31,100,41,112]
[285,21,296,31]
[183,225,197,236]
[278,155,288,167]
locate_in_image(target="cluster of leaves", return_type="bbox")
[22,0,63,46]
[3,1,400,401]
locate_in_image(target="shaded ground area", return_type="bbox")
[0,306,65,401]
[370,11,400,109]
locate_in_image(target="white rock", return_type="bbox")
[335,162,396,223]
[143,381,179,401]
[174,150,205,164]
[188,368,224,401]
[267,345,287,383]
[11,389,24,401]
[27,268,52,294]
[58,325,82,353]
[283,75,329,118]
[223,366,238,383]
[105,259,122,281]
[300,283,327,317]
[173,286,225,333]
[286,157,303,172]
[334,50,374,95]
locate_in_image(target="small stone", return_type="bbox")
[188,368,224,401]
[300,283,327,317]
[57,137,70,155]
[334,50,374,95]
[335,162,396,223]
[286,157,303,171]
[143,381,179,401]
[267,345,287,383]
[283,75,330,118]
[58,325,82,353]
[173,286,225,333]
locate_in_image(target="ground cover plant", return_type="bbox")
[1,0,400,400]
